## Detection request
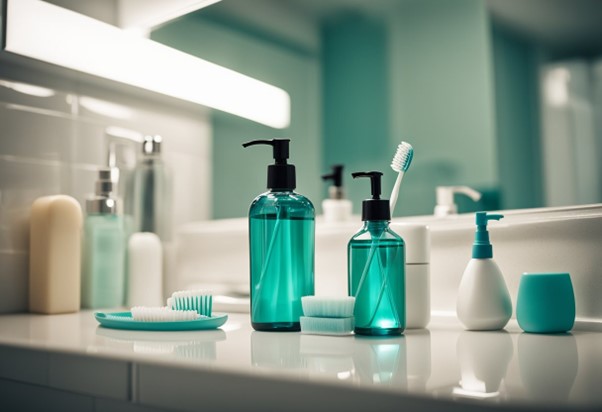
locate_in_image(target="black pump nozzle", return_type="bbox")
[322,165,344,187]
[242,139,290,164]
[242,139,296,190]
[352,171,390,221]
[323,165,345,200]
[352,171,383,199]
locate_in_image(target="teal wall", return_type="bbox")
[321,1,499,217]
[153,14,321,219]
[321,14,391,214]
[491,23,543,209]
[389,0,499,215]
[152,1,524,219]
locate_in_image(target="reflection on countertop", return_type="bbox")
[0,312,600,410]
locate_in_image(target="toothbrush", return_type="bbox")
[389,141,414,213]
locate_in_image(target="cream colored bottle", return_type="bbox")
[29,195,83,314]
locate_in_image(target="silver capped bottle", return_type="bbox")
[133,135,172,241]
[81,168,126,308]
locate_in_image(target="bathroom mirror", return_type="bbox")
[25,0,602,218]
[148,0,602,218]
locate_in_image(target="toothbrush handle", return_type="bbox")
[389,171,404,213]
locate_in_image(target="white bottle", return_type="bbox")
[456,212,512,330]
[391,223,431,329]
[321,165,352,224]
[127,232,163,307]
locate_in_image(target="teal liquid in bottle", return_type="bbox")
[348,172,405,336]
[243,139,315,331]
[82,214,126,308]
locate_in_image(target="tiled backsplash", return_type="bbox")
[0,72,211,313]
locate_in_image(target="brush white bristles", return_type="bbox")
[130,306,200,322]
[301,296,355,318]
[300,316,354,336]
[390,141,414,213]
[168,289,213,317]
[391,142,414,173]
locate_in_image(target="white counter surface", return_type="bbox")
[0,311,600,412]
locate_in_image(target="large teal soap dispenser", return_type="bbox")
[242,139,315,331]
[348,171,405,336]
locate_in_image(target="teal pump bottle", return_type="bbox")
[81,168,126,309]
[242,139,315,331]
[348,171,405,336]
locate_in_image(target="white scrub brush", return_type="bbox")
[389,141,414,213]
[130,306,201,322]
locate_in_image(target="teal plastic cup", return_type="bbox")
[516,273,575,333]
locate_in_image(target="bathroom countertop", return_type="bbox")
[0,312,600,412]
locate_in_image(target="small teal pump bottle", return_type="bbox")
[242,139,315,331]
[348,171,405,336]
[81,168,126,309]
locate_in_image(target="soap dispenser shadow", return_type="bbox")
[454,330,513,399]
[251,331,303,369]
[352,335,407,388]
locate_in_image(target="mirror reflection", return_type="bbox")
[45,0,602,218]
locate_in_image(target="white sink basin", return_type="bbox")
[174,204,602,325]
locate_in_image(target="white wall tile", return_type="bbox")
[0,252,28,312]
[0,81,72,114]
[0,158,66,252]
[0,103,73,162]
[0,72,212,313]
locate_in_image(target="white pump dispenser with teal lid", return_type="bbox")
[456,212,512,330]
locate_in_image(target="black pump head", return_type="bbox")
[322,165,344,187]
[352,171,390,221]
[242,139,296,190]
[352,171,383,199]
[242,139,289,164]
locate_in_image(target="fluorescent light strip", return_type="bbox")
[5,0,291,129]
[118,0,224,32]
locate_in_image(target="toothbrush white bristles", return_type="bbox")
[301,296,355,318]
[170,289,212,299]
[131,306,200,322]
[168,289,213,317]
[390,141,414,212]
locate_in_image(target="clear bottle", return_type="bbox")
[133,135,172,241]
[348,171,405,336]
[243,139,315,331]
[81,168,126,309]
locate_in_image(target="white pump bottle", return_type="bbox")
[456,212,512,330]
[321,165,352,224]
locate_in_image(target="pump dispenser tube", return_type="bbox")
[348,171,405,336]
[243,139,315,331]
